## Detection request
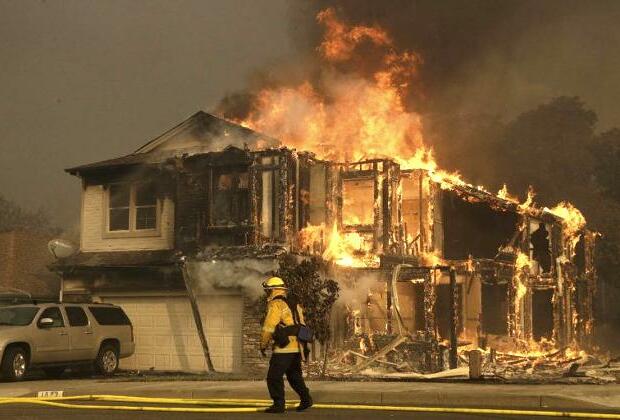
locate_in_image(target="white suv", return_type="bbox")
[0,303,135,381]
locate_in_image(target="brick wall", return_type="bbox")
[0,230,58,299]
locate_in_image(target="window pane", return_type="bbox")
[217,174,233,191]
[109,208,130,231]
[135,183,157,206]
[136,206,156,230]
[39,307,64,327]
[238,172,249,189]
[66,307,89,327]
[0,307,39,326]
[213,173,232,225]
[88,307,131,325]
[109,184,130,208]
[342,179,374,225]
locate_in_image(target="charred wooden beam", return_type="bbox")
[448,267,458,369]
[373,162,382,253]
[179,259,215,372]
[249,155,261,245]
[350,335,409,373]
[418,170,426,252]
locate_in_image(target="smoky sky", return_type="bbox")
[285,1,620,120]
[2,0,620,230]
[0,0,294,229]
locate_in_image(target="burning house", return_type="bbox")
[54,110,596,375]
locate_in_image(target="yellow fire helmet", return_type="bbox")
[262,276,287,290]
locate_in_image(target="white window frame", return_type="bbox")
[103,182,161,239]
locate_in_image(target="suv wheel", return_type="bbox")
[1,346,28,381]
[43,366,65,378]
[95,343,118,376]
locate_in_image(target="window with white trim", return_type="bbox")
[107,182,159,232]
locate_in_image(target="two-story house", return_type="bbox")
[55,111,596,374]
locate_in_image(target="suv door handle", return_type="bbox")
[59,332,68,336]
[84,331,93,335]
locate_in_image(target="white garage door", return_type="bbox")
[102,295,243,372]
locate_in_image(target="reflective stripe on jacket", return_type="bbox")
[260,289,305,353]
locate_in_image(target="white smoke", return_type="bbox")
[336,271,383,307]
[187,259,278,299]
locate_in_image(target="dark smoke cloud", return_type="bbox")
[221,0,620,131]
[288,1,620,117]
[217,0,620,196]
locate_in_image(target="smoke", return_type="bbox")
[337,271,383,307]
[217,0,620,175]
[187,259,278,299]
[285,0,620,121]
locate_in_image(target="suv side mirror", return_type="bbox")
[38,317,54,328]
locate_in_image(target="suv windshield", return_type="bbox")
[0,306,39,326]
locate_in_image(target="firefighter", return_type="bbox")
[260,276,313,413]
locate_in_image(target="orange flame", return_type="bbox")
[241,8,587,269]
[513,252,531,334]
[544,202,586,248]
[497,184,519,203]
[300,224,379,268]
[241,8,424,164]
[317,8,391,62]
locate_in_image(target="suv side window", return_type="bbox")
[65,307,89,327]
[88,306,131,326]
[39,307,65,328]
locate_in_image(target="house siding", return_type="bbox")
[81,184,175,252]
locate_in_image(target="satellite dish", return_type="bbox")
[48,239,77,259]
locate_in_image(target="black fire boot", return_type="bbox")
[265,405,286,414]
[296,396,313,412]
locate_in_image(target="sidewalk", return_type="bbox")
[2,378,620,412]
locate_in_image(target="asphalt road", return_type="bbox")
[0,406,600,420]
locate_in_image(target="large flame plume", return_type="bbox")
[236,8,586,267]
[240,7,425,166]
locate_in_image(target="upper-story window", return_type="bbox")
[211,170,249,226]
[107,182,158,233]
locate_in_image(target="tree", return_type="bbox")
[275,255,340,345]
[0,194,59,235]
[424,112,505,189]
[256,255,340,346]
[590,128,620,203]
[497,96,597,206]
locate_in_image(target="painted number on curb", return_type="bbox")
[37,391,64,398]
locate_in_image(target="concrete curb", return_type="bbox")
[18,384,617,412]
